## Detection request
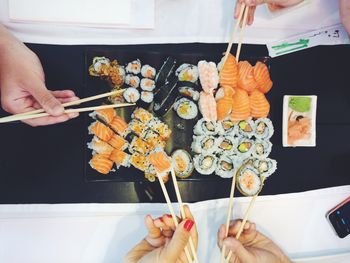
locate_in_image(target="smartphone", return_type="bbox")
[326,196,350,238]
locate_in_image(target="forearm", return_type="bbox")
[340,0,350,35]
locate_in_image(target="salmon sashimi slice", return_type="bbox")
[95,108,116,124]
[238,61,259,93]
[148,151,171,173]
[89,153,113,174]
[249,90,270,118]
[230,88,250,121]
[110,149,128,166]
[88,121,114,142]
[253,62,273,94]
[87,136,114,154]
[108,134,128,150]
[109,116,128,136]
[219,54,238,88]
[199,92,217,121]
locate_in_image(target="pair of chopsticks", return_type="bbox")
[219,4,250,263]
[157,168,199,263]
[0,89,134,123]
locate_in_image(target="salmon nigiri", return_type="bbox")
[249,90,270,118]
[238,61,258,93]
[148,151,171,174]
[88,121,114,142]
[89,153,113,174]
[219,54,238,88]
[108,134,128,150]
[199,92,217,121]
[230,88,250,121]
[253,62,273,94]
[109,116,128,136]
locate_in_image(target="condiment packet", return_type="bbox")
[282,95,317,147]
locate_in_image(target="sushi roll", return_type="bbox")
[236,138,254,159]
[126,59,141,74]
[147,118,171,140]
[218,119,237,136]
[193,154,217,175]
[89,108,116,125]
[130,153,149,172]
[88,121,114,142]
[132,108,154,124]
[128,119,148,137]
[138,91,154,109]
[253,158,277,178]
[148,150,172,180]
[193,118,220,135]
[217,136,236,155]
[110,149,130,168]
[191,135,217,154]
[171,149,194,179]
[89,56,110,76]
[175,64,199,83]
[125,74,140,88]
[141,128,159,142]
[140,78,156,92]
[107,60,126,87]
[129,137,152,154]
[87,136,114,154]
[236,164,262,196]
[255,118,274,140]
[108,88,125,104]
[89,153,114,174]
[145,172,157,182]
[109,116,129,137]
[145,137,167,149]
[123,87,140,103]
[215,155,237,178]
[252,140,272,159]
[237,120,255,138]
[178,86,200,101]
[155,57,176,86]
[174,97,198,120]
[107,134,128,151]
[141,65,157,79]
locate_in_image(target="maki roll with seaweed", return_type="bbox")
[132,108,154,124]
[253,158,277,178]
[174,97,198,120]
[89,56,110,76]
[252,140,272,159]
[236,164,262,196]
[178,86,200,101]
[140,78,156,91]
[218,119,237,136]
[191,135,217,154]
[175,64,199,83]
[125,74,140,88]
[128,119,148,136]
[193,118,219,135]
[147,118,171,140]
[215,155,236,178]
[171,149,194,179]
[129,137,152,154]
[238,120,255,138]
[255,118,274,140]
[141,65,156,79]
[236,138,254,159]
[217,136,236,155]
[155,57,176,86]
[123,87,140,103]
[126,59,141,74]
[138,91,154,109]
[193,154,217,175]
[130,153,149,172]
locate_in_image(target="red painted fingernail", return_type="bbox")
[158,217,164,222]
[166,214,172,218]
[183,219,194,232]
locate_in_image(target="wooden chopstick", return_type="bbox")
[0,89,125,120]
[235,5,249,61]
[170,168,199,263]
[157,174,194,263]
[0,103,134,123]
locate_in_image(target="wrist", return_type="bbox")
[0,25,20,52]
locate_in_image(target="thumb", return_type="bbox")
[223,237,254,262]
[29,81,64,116]
[162,219,194,262]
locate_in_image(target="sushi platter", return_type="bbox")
[84,47,277,189]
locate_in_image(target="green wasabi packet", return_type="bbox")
[289,97,311,112]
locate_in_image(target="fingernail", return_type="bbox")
[183,219,194,232]
[166,214,172,218]
[158,217,164,222]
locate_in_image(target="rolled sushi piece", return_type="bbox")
[191,135,217,154]
[153,78,179,116]
[125,74,140,88]
[89,108,116,125]
[178,86,200,101]
[253,158,277,178]
[126,59,141,74]
[174,97,198,120]
[236,164,262,196]
[193,154,217,175]
[175,63,199,83]
[130,153,149,172]
[129,137,152,154]
[148,150,172,180]
[107,134,129,151]
[155,57,176,86]
[193,118,220,135]
[215,154,237,178]
[252,140,272,159]
[128,119,148,137]
[217,136,236,155]
[87,136,114,155]
[147,118,171,140]
[88,121,114,142]
[89,56,110,76]
[123,87,140,103]
[110,149,130,168]
[141,128,159,142]
[109,116,129,137]
[137,91,154,109]
[141,64,156,79]
[255,118,274,140]
[218,119,237,136]
[89,153,114,175]
[145,137,167,149]
[236,138,254,159]
[107,61,126,87]
[132,108,154,124]
[171,149,194,179]
[140,78,156,91]
[237,120,255,138]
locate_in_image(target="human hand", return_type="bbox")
[217,220,291,263]
[124,205,198,263]
[340,0,350,35]
[0,25,79,126]
[234,0,304,25]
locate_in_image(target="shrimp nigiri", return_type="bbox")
[89,153,113,174]
[199,92,217,121]
[218,54,238,88]
[88,121,114,142]
[198,60,219,94]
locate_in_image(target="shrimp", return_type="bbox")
[199,92,217,121]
